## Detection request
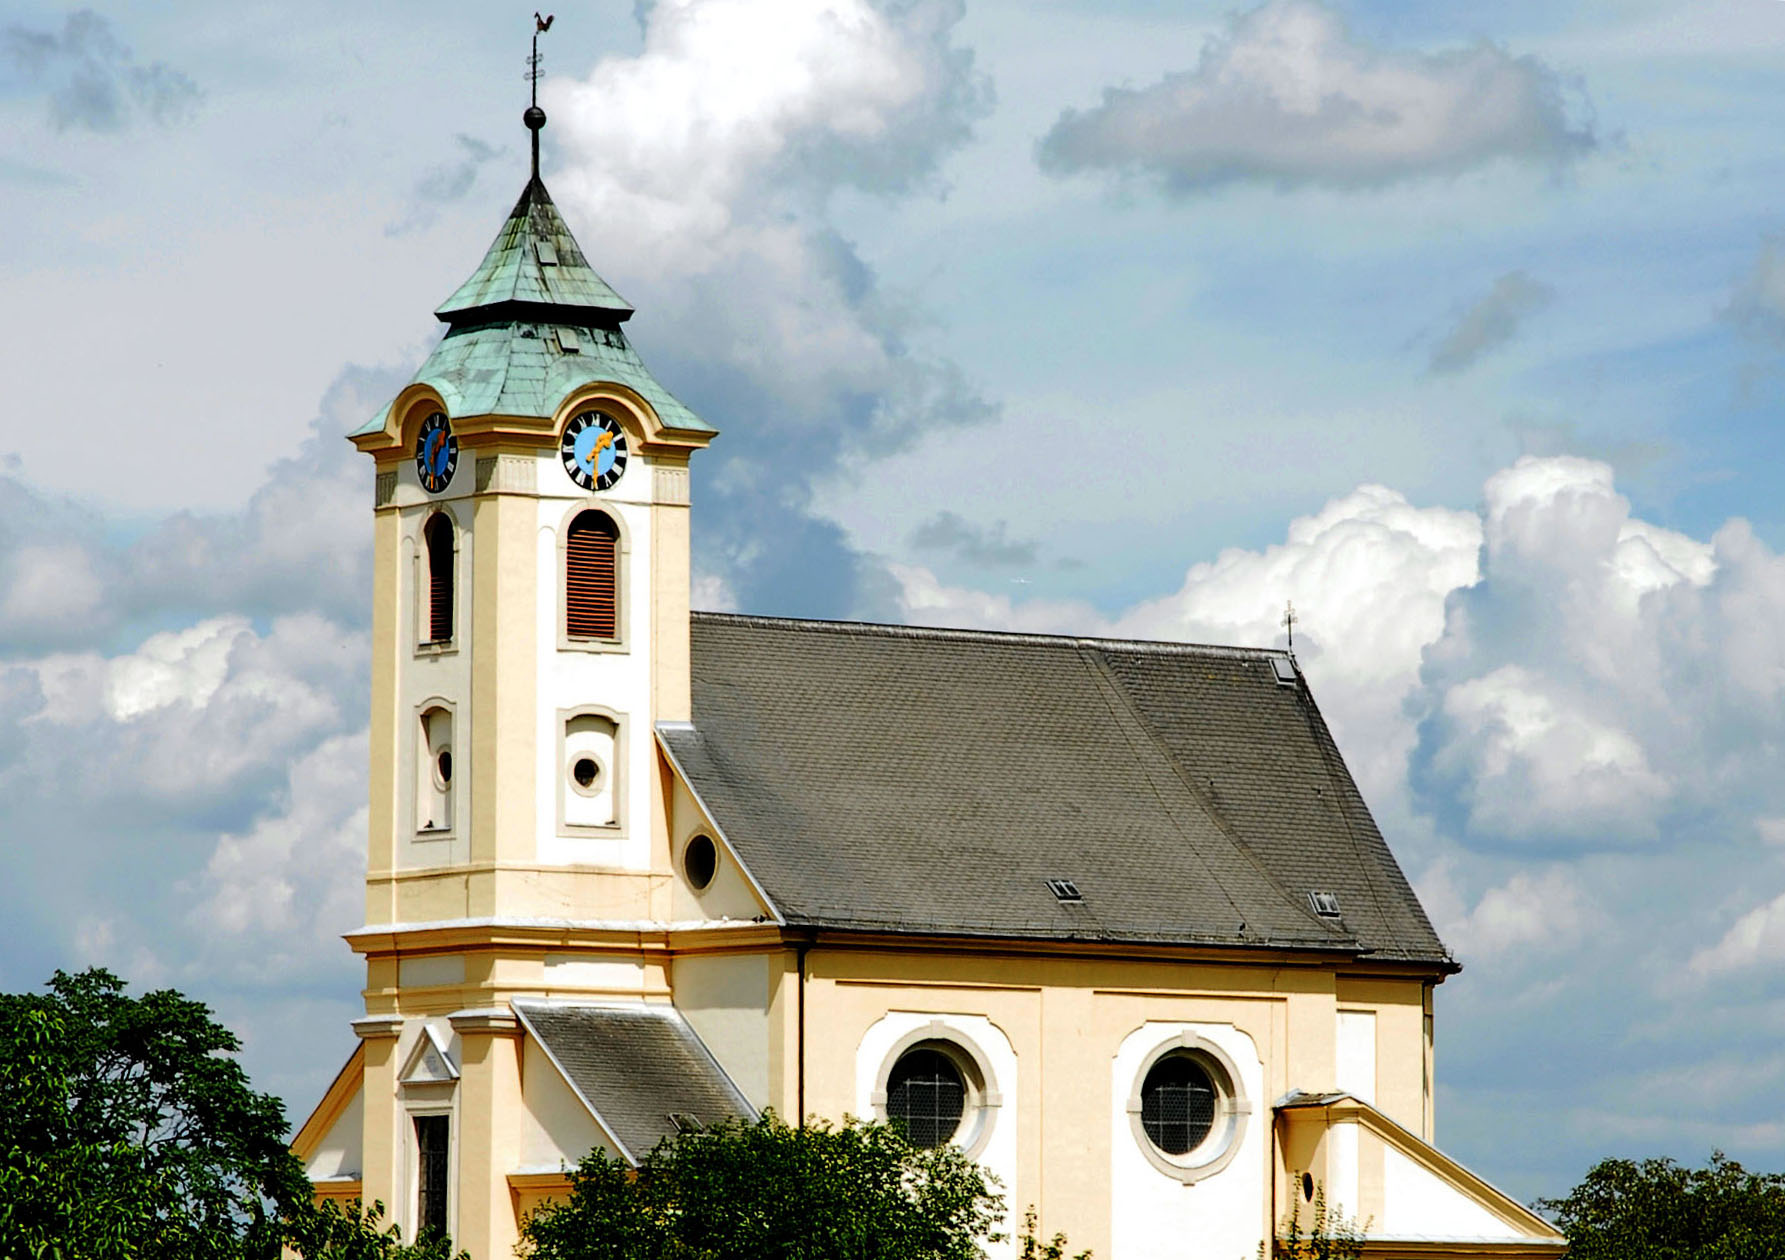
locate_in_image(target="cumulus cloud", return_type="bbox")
[1429,271,1555,374]
[3,10,200,133]
[1691,891,1785,977]
[1424,862,1605,960]
[1037,0,1593,194]
[543,0,994,614]
[0,366,390,656]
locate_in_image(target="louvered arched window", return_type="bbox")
[566,510,619,640]
[423,513,454,644]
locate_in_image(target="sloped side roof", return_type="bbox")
[436,176,632,323]
[663,615,1449,966]
[515,1002,754,1164]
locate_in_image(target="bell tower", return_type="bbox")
[338,52,717,1254]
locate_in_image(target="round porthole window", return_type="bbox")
[684,834,717,890]
[434,749,452,789]
[571,756,601,791]
[1140,1055,1216,1154]
[1126,1034,1249,1183]
[886,1047,966,1148]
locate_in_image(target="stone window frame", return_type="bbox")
[869,1020,1003,1161]
[1126,1031,1251,1183]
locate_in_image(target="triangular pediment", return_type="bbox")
[400,1024,459,1086]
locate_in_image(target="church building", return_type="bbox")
[293,96,1566,1260]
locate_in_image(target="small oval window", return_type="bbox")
[435,749,452,788]
[572,756,600,789]
[684,834,717,890]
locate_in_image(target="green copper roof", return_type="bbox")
[352,319,714,437]
[435,176,634,325]
[354,171,713,439]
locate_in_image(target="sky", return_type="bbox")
[5,0,1785,1207]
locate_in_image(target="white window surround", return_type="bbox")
[397,1023,460,1245]
[556,705,626,837]
[866,1020,1004,1162]
[412,503,462,658]
[1126,1031,1253,1183]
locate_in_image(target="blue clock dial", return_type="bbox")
[415,412,458,494]
[560,409,628,492]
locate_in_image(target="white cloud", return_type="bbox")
[1037,0,1594,193]
[192,730,367,961]
[1425,861,1605,960]
[1691,892,1785,977]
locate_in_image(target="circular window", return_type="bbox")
[886,1047,966,1148]
[684,834,717,890]
[1140,1055,1216,1154]
[572,756,600,790]
[434,749,452,788]
[1126,1033,1250,1183]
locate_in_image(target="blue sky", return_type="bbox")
[6,0,1785,1206]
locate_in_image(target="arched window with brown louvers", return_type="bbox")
[423,513,454,644]
[566,510,619,640]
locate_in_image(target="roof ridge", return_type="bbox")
[690,610,1287,660]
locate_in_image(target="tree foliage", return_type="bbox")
[0,968,455,1260]
[521,1111,1006,1260]
[1252,1185,1365,1260]
[1015,1206,1090,1260]
[1537,1152,1785,1259]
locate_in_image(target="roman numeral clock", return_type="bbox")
[560,408,628,491]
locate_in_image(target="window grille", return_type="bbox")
[566,510,619,639]
[1140,1056,1216,1155]
[886,1047,965,1148]
[423,514,453,643]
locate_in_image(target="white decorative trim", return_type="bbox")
[1125,1031,1252,1183]
[654,465,690,506]
[870,1020,1002,1161]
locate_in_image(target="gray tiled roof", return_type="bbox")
[513,1002,754,1165]
[662,614,1451,968]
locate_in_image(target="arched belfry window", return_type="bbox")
[423,513,454,644]
[566,510,619,640]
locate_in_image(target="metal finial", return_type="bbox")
[525,13,555,179]
[1281,600,1298,656]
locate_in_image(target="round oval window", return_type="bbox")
[572,756,600,789]
[435,749,452,787]
[684,834,717,890]
[1140,1054,1217,1155]
[886,1047,966,1148]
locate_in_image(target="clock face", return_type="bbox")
[561,409,628,492]
[414,412,458,494]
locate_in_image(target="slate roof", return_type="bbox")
[513,1001,754,1164]
[661,614,1452,968]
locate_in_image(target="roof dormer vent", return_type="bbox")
[1308,891,1341,918]
[1046,878,1083,903]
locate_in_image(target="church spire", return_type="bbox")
[526,13,553,182]
[432,12,635,328]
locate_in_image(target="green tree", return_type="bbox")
[1014,1206,1090,1260]
[521,1111,1006,1260]
[1251,1185,1365,1260]
[1537,1152,1785,1259]
[0,968,455,1260]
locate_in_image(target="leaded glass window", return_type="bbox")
[886,1047,965,1148]
[1140,1055,1216,1155]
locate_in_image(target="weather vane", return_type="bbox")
[1281,599,1298,657]
[525,12,555,179]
